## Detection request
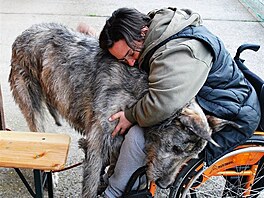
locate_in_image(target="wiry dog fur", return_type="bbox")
[9,23,225,197]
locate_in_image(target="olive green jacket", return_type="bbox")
[125,8,213,127]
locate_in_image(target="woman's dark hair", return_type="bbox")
[99,8,151,50]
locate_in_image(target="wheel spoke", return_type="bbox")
[174,148,264,198]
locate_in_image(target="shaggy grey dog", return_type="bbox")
[9,23,222,197]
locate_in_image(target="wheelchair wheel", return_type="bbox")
[169,143,264,198]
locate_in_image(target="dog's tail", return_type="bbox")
[9,45,44,131]
[9,28,50,132]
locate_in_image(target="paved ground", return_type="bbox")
[242,0,264,22]
[0,0,264,197]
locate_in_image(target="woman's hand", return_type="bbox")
[109,111,132,137]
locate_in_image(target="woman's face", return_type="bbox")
[109,39,143,66]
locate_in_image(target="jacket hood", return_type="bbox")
[139,8,202,64]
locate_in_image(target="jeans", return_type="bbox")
[104,125,146,198]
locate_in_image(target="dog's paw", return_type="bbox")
[53,172,59,188]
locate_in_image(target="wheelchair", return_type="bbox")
[123,44,264,198]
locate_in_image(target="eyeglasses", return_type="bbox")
[118,49,135,64]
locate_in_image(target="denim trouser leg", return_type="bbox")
[104,125,146,198]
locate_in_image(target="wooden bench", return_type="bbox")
[0,131,70,198]
[0,85,71,198]
[0,131,70,171]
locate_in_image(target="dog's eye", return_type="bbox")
[185,144,195,152]
[172,145,183,154]
[186,126,195,132]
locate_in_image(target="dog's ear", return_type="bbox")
[179,108,220,147]
[206,115,242,133]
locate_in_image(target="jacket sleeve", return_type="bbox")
[125,39,213,127]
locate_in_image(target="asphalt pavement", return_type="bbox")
[0,0,264,197]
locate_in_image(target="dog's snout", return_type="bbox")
[155,178,172,189]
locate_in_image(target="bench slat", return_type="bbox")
[0,131,70,170]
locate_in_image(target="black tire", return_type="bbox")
[169,141,264,198]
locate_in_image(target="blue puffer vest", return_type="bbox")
[144,25,261,164]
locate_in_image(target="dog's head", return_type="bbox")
[145,99,221,189]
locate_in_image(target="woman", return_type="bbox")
[95,7,260,198]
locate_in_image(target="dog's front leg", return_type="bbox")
[82,150,102,198]
[80,132,104,198]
